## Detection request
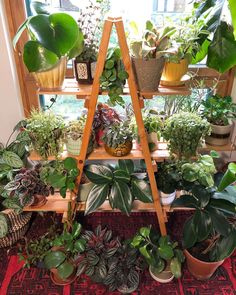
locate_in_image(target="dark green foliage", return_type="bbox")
[131,226,185,278]
[84,160,152,215]
[76,225,120,283]
[100,47,129,106]
[201,95,236,126]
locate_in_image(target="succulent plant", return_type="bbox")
[4,165,53,207]
[102,121,133,149]
[25,110,65,159]
[76,225,121,283]
[104,242,145,292]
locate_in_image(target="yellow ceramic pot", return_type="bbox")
[161,58,189,82]
[104,141,132,157]
[32,56,67,91]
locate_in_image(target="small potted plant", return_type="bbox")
[131,226,185,283]
[92,103,121,146]
[4,165,54,208]
[104,242,145,293]
[163,112,211,159]
[129,20,175,91]
[13,10,84,90]
[76,225,121,283]
[102,121,133,157]
[171,163,236,280]
[25,110,65,160]
[100,47,129,106]
[201,95,236,146]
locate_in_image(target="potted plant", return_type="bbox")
[171,163,236,280]
[201,95,236,146]
[43,222,86,285]
[129,20,175,91]
[104,242,145,293]
[92,103,121,146]
[25,110,65,160]
[4,164,54,208]
[100,47,129,106]
[161,16,208,85]
[163,112,211,159]
[40,157,80,198]
[13,9,84,90]
[76,225,120,283]
[131,226,185,283]
[102,121,133,157]
[84,160,153,215]
[74,0,107,84]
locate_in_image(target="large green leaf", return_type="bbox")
[131,179,153,203]
[23,41,59,72]
[44,251,66,269]
[207,21,236,73]
[213,185,236,204]
[171,194,199,209]
[193,210,212,242]
[213,229,236,261]
[229,0,236,39]
[206,207,232,236]
[30,1,51,15]
[158,244,174,260]
[118,159,134,174]
[209,198,236,216]
[2,151,23,168]
[183,218,197,249]
[170,257,182,278]
[113,170,130,183]
[85,165,113,184]
[57,261,74,280]
[68,28,84,59]
[109,181,132,215]
[85,184,109,215]
[218,163,236,191]
[63,157,78,170]
[47,173,67,189]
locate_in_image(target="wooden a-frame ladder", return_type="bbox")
[74,16,167,236]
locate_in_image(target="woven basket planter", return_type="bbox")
[0,209,32,248]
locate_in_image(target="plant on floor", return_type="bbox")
[131,226,185,279]
[84,160,153,215]
[76,225,120,283]
[104,241,145,292]
[100,47,129,106]
[200,95,236,126]
[13,11,84,73]
[129,20,175,59]
[3,164,53,210]
[171,163,236,264]
[25,110,65,160]
[40,157,80,198]
[163,112,211,159]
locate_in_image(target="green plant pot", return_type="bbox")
[66,138,82,155]
[78,183,95,202]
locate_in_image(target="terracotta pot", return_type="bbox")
[184,249,224,280]
[131,57,165,91]
[74,59,96,84]
[30,195,47,208]
[50,264,77,286]
[205,123,233,146]
[149,264,174,283]
[104,141,133,157]
[161,58,189,83]
[32,57,67,91]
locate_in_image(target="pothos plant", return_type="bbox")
[131,226,185,278]
[84,160,153,215]
[163,112,211,160]
[100,47,129,107]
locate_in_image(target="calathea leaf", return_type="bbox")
[128,269,139,287]
[131,179,153,203]
[206,207,232,236]
[84,164,113,184]
[192,210,212,242]
[109,181,132,215]
[118,159,134,174]
[85,184,109,215]
[113,169,130,183]
[171,194,199,209]
[2,151,23,168]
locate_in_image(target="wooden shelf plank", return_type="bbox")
[158,142,235,152]
[37,79,190,97]
[23,192,74,212]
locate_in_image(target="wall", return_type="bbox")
[0,1,23,145]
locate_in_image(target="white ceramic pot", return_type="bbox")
[149,265,174,283]
[160,191,176,205]
[205,123,233,146]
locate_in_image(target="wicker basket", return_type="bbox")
[0,209,32,248]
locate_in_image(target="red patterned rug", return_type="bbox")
[0,212,235,295]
